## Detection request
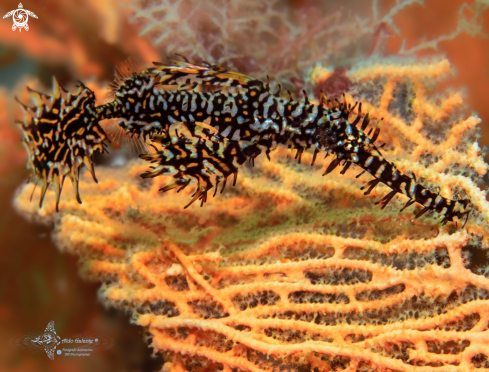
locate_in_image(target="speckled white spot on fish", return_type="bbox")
[184,144,196,157]
[230,98,238,117]
[167,115,177,124]
[409,182,417,197]
[190,94,197,112]
[231,129,241,140]
[168,94,174,103]
[134,102,141,114]
[303,109,318,127]
[199,93,206,108]
[140,78,153,96]
[232,156,241,169]
[365,156,374,167]
[149,95,155,111]
[375,164,385,178]
[188,114,195,122]
[291,104,304,118]
[182,94,189,111]
[157,95,167,110]
[164,150,174,160]
[263,95,274,118]
[259,92,269,102]
[281,117,288,134]
[221,96,238,117]
[221,126,231,137]
[250,118,274,133]
[206,97,214,115]
[253,101,259,108]
[217,141,225,157]
[277,101,284,117]
[237,116,247,124]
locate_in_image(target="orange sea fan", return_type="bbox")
[12,56,489,371]
[13,157,489,371]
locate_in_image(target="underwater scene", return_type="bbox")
[1,0,489,371]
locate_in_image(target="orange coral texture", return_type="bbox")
[14,58,489,371]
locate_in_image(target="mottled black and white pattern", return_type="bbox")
[18,58,471,226]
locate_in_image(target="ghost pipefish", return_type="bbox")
[16,57,471,226]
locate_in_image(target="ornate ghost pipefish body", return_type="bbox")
[16,57,471,226]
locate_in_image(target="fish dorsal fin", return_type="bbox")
[106,58,145,103]
[147,57,264,90]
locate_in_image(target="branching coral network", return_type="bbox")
[111,233,489,372]
[121,0,488,83]
[4,0,489,371]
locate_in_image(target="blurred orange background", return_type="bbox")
[0,1,487,371]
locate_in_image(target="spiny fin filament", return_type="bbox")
[311,149,319,166]
[400,199,416,212]
[323,158,341,176]
[375,190,397,210]
[340,161,351,175]
[361,178,382,195]
[370,126,381,144]
[413,206,430,221]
